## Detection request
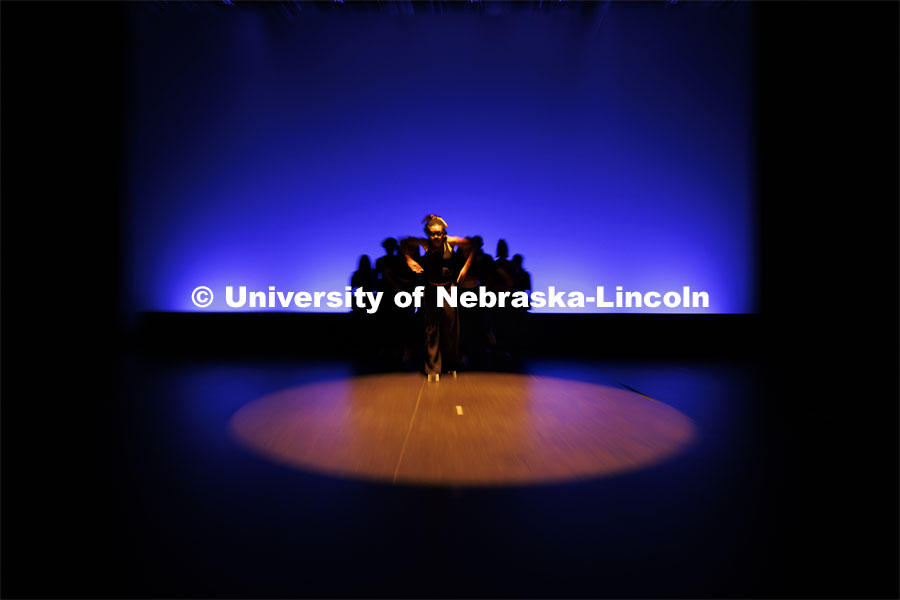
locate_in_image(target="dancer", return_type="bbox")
[401,215,473,382]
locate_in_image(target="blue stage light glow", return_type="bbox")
[126,2,755,314]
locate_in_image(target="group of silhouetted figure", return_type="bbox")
[350,236,533,371]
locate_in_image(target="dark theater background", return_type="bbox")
[2,1,897,599]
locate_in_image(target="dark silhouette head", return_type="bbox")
[358,254,372,272]
[471,235,484,251]
[496,239,509,260]
[513,254,524,268]
[381,238,398,254]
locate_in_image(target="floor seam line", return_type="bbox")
[392,378,426,483]
[615,380,659,402]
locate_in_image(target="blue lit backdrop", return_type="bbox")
[126,1,755,313]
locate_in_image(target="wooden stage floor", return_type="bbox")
[230,372,696,486]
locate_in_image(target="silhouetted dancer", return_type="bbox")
[510,253,532,358]
[374,238,406,366]
[512,253,531,296]
[493,239,515,291]
[350,254,377,359]
[401,215,473,382]
[375,238,402,296]
[490,239,516,365]
[458,235,494,368]
[350,254,376,313]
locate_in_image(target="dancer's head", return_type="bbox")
[423,214,448,247]
[381,238,398,254]
[496,238,509,259]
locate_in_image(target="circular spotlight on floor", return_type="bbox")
[230,372,697,487]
